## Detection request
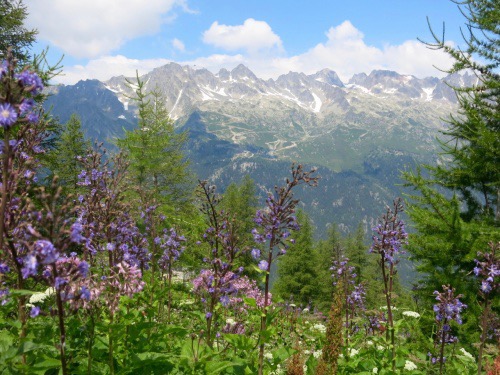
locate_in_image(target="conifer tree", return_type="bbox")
[0,0,37,63]
[404,0,499,316]
[117,73,191,217]
[314,224,343,311]
[345,223,368,285]
[220,175,259,276]
[273,210,317,307]
[45,114,90,193]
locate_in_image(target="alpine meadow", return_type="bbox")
[0,1,498,374]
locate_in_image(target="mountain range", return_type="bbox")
[44,63,473,237]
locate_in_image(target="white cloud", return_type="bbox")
[25,0,189,58]
[172,38,185,52]
[195,21,454,81]
[203,18,282,53]
[54,21,455,85]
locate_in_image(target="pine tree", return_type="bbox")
[344,223,368,285]
[45,114,90,193]
[220,175,259,277]
[314,224,343,311]
[117,73,191,217]
[273,210,317,307]
[404,0,500,320]
[423,0,499,222]
[0,0,37,63]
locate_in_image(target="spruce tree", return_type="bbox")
[404,0,499,321]
[0,0,37,63]
[314,224,343,311]
[45,114,90,193]
[117,73,191,217]
[220,175,259,277]
[273,210,317,307]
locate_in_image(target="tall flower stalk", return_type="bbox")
[156,226,186,322]
[76,147,148,374]
[331,257,365,351]
[252,164,318,375]
[369,198,407,371]
[196,180,246,347]
[473,241,499,375]
[432,285,467,375]
[0,50,49,359]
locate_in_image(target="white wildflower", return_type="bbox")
[460,348,475,360]
[312,323,326,333]
[313,349,322,358]
[29,287,55,304]
[372,368,378,374]
[380,305,398,310]
[348,348,359,356]
[269,364,284,375]
[402,311,420,318]
[404,360,418,371]
[264,352,273,361]
[226,318,236,326]
[366,340,374,346]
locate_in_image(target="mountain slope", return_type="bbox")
[44,63,465,236]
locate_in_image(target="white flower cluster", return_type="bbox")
[26,287,55,307]
[269,364,284,375]
[402,311,420,318]
[313,349,322,359]
[380,305,398,310]
[312,323,326,333]
[264,352,273,361]
[460,348,475,360]
[372,368,378,374]
[404,360,418,371]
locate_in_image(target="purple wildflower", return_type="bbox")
[0,103,18,128]
[15,70,44,94]
[473,242,499,296]
[34,240,59,264]
[0,263,9,274]
[70,221,84,244]
[22,255,38,278]
[251,248,260,260]
[30,306,41,318]
[19,98,34,114]
[258,260,269,271]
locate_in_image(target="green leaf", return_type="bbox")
[206,360,235,374]
[242,297,257,308]
[0,330,14,353]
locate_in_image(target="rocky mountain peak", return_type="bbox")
[310,68,344,87]
[230,64,258,81]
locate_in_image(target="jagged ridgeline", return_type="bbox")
[44,63,474,236]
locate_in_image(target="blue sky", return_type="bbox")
[25,0,468,84]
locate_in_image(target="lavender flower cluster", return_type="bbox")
[369,198,408,265]
[157,227,186,271]
[433,285,467,344]
[473,242,499,295]
[0,57,42,129]
[251,164,318,272]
